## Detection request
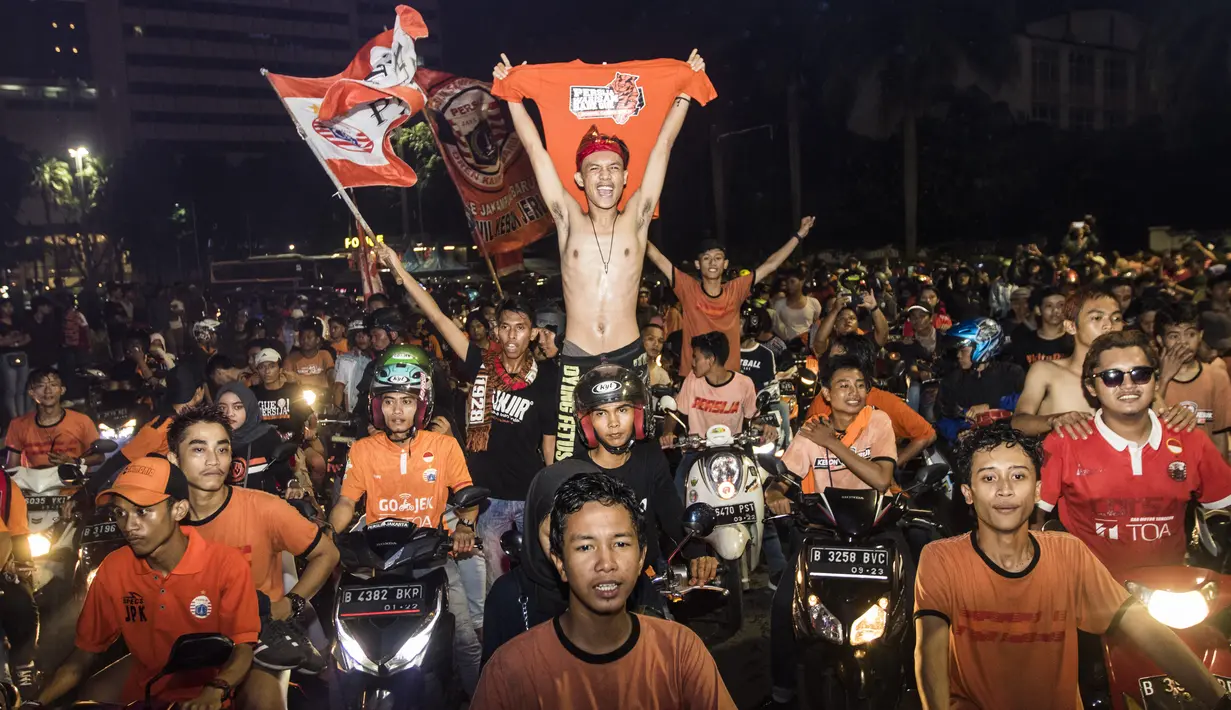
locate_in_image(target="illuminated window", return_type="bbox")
[54,46,61,53]
[72,47,78,54]
[69,23,76,30]
[133,25,144,37]
[51,22,58,28]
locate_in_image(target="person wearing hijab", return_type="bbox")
[216,381,294,495]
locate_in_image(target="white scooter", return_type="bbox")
[661,395,772,633]
[7,438,117,604]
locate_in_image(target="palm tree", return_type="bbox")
[818,0,1019,257]
[29,153,111,282]
[390,121,443,237]
[30,155,73,226]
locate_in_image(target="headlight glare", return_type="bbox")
[1127,582,1211,629]
[385,593,442,672]
[28,533,52,558]
[850,597,889,645]
[706,453,743,500]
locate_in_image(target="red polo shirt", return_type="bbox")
[76,527,260,703]
[1038,410,1231,580]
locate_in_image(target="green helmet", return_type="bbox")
[371,345,434,433]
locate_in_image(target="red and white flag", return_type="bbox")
[264,5,429,188]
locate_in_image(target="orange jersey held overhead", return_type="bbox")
[76,527,260,704]
[4,409,100,468]
[340,429,473,528]
[182,486,324,602]
[492,59,717,212]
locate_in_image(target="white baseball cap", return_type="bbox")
[254,348,282,365]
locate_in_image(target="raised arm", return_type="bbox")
[629,50,705,229]
[493,55,575,250]
[863,292,889,347]
[373,242,470,361]
[755,216,814,283]
[644,241,675,282]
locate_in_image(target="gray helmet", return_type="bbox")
[574,364,648,453]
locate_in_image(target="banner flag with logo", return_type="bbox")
[415,68,554,256]
[264,5,430,188]
[491,59,716,212]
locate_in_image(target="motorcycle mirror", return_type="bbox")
[452,485,490,510]
[682,502,717,537]
[915,463,949,488]
[755,390,774,411]
[500,525,523,561]
[87,439,119,455]
[270,441,299,464]
[146,633,233,703]
[658,395,678,413]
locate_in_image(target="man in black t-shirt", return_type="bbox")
[1004,286,1074,369]
[249,348,310,440]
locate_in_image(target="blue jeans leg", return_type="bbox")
[477,499,524,591]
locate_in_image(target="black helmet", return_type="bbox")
[574,364,648,454]
[365,307,403,334]
[742,304,771,338]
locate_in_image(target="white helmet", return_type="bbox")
[193,319,221,343]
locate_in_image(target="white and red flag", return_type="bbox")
[264,5,429,188]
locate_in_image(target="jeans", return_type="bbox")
[0,353,30,421]
[762,519,787,578]
[444,559,480,696]
[445,509,487,628]
[476,499,524,590]
[773,399,792,448]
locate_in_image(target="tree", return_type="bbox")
[390,120,443,236]
[817,0,1019,256]
[29,152,119,283]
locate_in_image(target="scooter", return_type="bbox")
[653,503,731,605]
[330,486,489,710]
[7,439,118,605]
[772,461,950,709]
[71,632,236,709]
[660,395,770,633]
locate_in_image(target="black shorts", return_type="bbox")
[553,338,647,461]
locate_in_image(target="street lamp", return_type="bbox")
[67,146,89,215]
[288,244,296,251]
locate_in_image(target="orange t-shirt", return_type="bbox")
[914,531,1132,710]
[182,486,323,602]
[474,614,737,710]
[492,59,717,212]
[0,481,28,536]
[340,430,473,527]
[331,338,350,356]
[781,408,897,492]
[1163,363,1231,440]
[285,349,335,390]
[807,389,936,443]
[76,527,260,703]
[4,409,100,468]
[674,269,752,376]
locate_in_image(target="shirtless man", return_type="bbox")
[1013,285,1196,438]
[493,51,706,461]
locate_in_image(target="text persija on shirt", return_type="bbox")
[492,59,717,213]
[676,372,756,436]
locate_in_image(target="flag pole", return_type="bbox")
[477,240,504,299]
[261,68,381,244]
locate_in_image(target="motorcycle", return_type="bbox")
[330,486,489,709]
[8,439,118,605]
[71,633,236,709]
[771,461,950,708]
[660,395,772,633]
[652,503,730,605]
[75,369,152,452]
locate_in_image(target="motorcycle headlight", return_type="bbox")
[99,424,116,440]
[850,597,889,645]
[706,453,743,500]
[334,616,378,674]
[385,592,443,673]
[28,533,51,558]
[806,594,844,645]
[303,390,318,407]
[1127,581,1214,629]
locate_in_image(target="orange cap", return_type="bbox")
[96,456,190,508]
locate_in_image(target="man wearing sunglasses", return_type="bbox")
[1037,330,1231,580]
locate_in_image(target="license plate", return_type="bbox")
[1138,675,1231,709]
[338,584,425,618]
[81,521,119,543]
[25,495,68,512]
[807,545,891,581]
[713,502,757,526]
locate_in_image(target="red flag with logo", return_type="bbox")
[416,68,554,256]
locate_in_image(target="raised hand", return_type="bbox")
[493,53,524,81]
[797,216,816,238]
[686,49,706,73]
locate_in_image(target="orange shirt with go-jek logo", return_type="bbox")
[75,526,260,704]
[492,59,717,212]
[340,429,473,528]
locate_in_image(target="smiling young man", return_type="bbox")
[1036,330,1231,580]
[4,368,102,469]
[914,426,1231,710]
[644,216,816,377]
[32,457,259,710]
[473,472,736,709]
[375,242,558,585]
[169,403,339,705]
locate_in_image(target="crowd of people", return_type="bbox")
[0,48,1227,709]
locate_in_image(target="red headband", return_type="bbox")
[575,125,630,170]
